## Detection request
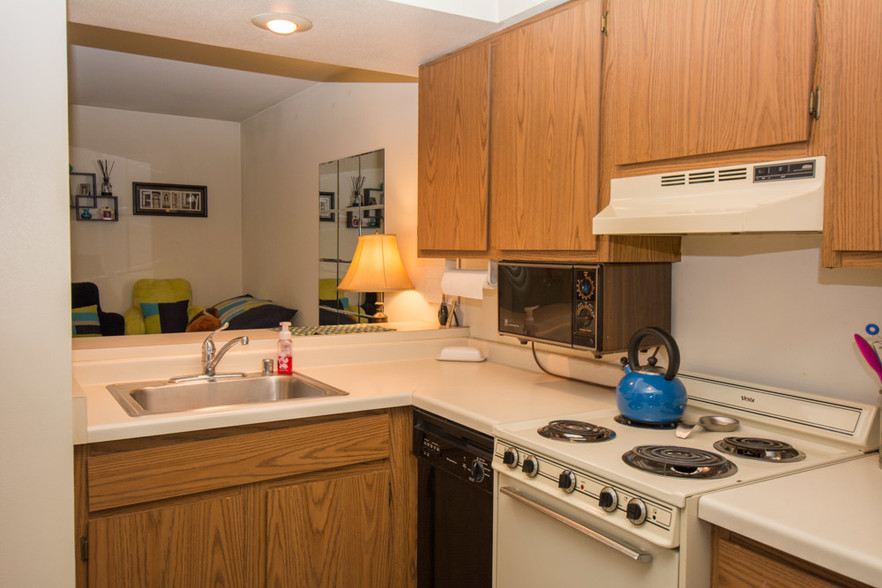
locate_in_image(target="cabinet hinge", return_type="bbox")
[80,536,89,562]
[601,11,609,35]
[809,86,822,120]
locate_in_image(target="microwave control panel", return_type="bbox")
[573,266,599,349]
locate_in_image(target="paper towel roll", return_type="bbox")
[440,260,497,299]
[441,269,490,299]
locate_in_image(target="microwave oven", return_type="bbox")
[497,262,671,356]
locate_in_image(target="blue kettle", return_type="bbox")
[616,327,687,424]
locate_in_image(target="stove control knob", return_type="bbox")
[470,458,486,483]
[558,470,576,493]
[626,498,647,525]
[502,448,519,469]
[522,455,539,478]
[598,487,618,512]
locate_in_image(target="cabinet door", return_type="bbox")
[818,0,882,267]
[610,0,816,165]
[418,42,490,254]
[264,468,392,587]
[88,491,247,588]
[490,0,602,252]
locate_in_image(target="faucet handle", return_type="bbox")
[202,322,230,366]
[207,322,230,341]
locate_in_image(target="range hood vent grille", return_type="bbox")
[593,156,825,235]
[661,167,749,188]
[718,167,748,182]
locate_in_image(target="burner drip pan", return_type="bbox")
[537,420,616,443]
[623,445,738,479]
[713,437,806,462]
[614,414,678,430]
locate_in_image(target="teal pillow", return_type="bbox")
[214,295,271,324]
[72,304,101,337]
[140,299,190,334]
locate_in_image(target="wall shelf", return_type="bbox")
[75,194,118,222]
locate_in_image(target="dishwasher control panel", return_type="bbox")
[414,409,494,493]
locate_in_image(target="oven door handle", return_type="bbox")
[499,487,653,563]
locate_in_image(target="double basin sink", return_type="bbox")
[108,372,348,417]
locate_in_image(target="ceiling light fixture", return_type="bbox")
[251,13,313,35]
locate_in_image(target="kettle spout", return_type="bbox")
[622,364,632,375]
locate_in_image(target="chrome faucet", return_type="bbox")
[169,323,250,383]
[202,322,249,377]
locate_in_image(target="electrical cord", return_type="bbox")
[530,341,617,390]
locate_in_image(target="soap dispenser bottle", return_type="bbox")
[277,322,293,375]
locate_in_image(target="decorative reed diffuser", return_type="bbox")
[98,159,114,195]
[351,175,365,206]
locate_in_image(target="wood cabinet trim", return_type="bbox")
[87,413,391,512]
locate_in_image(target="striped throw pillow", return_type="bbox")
[72,304,101,337]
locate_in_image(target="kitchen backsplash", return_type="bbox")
[463,233,882,405]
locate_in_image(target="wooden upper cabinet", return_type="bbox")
[490,0,602,252]
[609,0,817,165]
[418,42,490,253]
[818,0,882,267]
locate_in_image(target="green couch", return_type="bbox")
[124,278,204,335]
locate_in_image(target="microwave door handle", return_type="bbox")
[499,487,653,563]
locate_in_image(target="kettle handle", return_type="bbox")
[626,327,680,381]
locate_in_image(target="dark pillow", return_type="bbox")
[320,298,344,310]
[140,299,190,334]
[213,295,297,330]
[319,299,355,325]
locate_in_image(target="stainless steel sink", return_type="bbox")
[107,373,348,417]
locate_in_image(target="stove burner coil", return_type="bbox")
[622,445,738,479]
[537,420,616,442]
[713,437,806,462]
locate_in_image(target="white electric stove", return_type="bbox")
[491,373,879,588]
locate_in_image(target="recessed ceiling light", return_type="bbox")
[251,13,313,35]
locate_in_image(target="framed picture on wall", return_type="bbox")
[132,182,207,217]
[319,191,335,222]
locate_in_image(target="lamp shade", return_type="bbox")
[337,233,414,292]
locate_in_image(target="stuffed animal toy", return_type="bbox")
[186,307,221,332]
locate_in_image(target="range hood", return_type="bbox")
[593,156,825,235]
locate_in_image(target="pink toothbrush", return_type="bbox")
[854,333,882,384]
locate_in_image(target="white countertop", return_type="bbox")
[699,454,882,587]
[74,329,619,443]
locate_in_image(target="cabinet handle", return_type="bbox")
[499,486,652,563]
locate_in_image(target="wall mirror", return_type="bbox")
[318,149,384,324]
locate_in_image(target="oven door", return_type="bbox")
[493,473,679,588]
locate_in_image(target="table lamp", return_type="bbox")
[337,233,414,322]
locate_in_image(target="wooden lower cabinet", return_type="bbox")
[264,467,391,587]
[75,409,416,588]
[711,527,870,588]
[88,490,248,587]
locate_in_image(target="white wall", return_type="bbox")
[69,106,243,314]
[465,235,882,405]
[0,0,74,585]
[241,83,440,325]
[673,234,882,404]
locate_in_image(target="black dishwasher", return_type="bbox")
[413,408,493,588]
